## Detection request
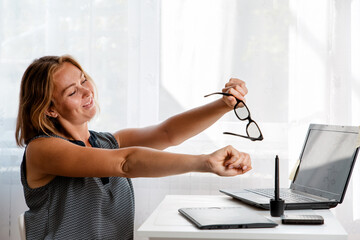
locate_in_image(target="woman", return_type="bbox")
[15,55,252,239]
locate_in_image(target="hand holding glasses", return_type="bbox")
[204,92,264,141]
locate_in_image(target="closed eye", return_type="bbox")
[81,78,87,84]
[69,90,76,96]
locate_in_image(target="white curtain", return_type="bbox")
[0,0,359,240]
[152,0,360,240]
[0,0,131,239]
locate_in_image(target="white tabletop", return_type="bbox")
[137,195,347,240]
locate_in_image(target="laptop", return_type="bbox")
[178,207,277,229]
[220,124,359,210]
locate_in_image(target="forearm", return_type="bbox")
[163,99,231,146]
[27,137,251,181]
[120,146,209,178]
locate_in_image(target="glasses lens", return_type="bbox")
[234,105,249,120]
[247,121,261,138]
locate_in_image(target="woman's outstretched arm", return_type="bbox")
[114,78,248,149]
[25,137,251,188]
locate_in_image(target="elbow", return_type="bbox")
[159,120,184,149]
[115,148,140,178]
[166,135,182,147]
[163,128,184,148]
[170,137,185,147]
[114,152,132,178]
[120,161,131,178]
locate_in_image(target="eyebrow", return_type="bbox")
[61,72,85,95]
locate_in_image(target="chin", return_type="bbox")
[88,109,97,119]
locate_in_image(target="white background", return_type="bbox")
[0,0,359,239]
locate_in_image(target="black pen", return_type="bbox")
[270,155,284,217]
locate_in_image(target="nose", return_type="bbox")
[80,85,91,98]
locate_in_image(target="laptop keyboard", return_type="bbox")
[245,188,318,203]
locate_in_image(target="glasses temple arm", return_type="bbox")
[204,92,233,98]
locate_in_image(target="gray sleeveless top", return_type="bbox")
[21,131,135,240]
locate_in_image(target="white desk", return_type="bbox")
[137,195,347,240]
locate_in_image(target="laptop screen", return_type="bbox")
[291,125,359,202]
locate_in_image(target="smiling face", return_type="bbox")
[48,62,96,128]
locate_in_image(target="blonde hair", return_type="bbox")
[15,55,98,147]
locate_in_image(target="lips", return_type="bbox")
[83,97,94,108]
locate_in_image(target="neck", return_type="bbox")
[56,121,91,146]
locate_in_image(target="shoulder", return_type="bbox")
[27,134,62,149]
[90,130,119,149]
[25,136,78,188]
[26,135,74,160]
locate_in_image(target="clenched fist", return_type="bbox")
[205,145,252,176]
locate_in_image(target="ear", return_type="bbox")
[45,107,58,118]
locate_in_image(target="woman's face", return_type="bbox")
[49,62,96,126]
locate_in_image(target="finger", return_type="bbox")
[222,86,246,96]
[235,80,248,95]
[224,152,239,167]
[225,78,245,87]
[224,146,250,166]
[229,165,251,175]
[240,155,252,173]
[222,84,247,99]
[227,157,245,170]
[241,82,248,95]
[226,152,245,169]
[229,153,251,171]
[235,85,247,97]
[224,83,246,94]
[228,88,245,101]
[224,78,247,94]
[222,164,245,176]
[222,86,232,92]
[227,166,249,176]
[243,166,252,174]
[225,95,237,107]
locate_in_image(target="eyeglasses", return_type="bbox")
[204,92,264,141]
